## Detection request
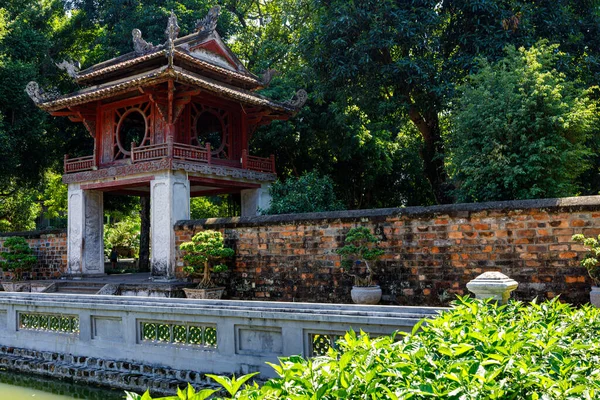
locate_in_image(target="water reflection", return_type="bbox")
[0,370,126,399]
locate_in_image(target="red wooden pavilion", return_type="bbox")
[27,8,305,278]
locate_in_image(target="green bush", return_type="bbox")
[104,217,140,258]
[262,171,345,215]
[179,230,235,289]
[0,236,36,281]
[449,41,598,202]
[128,297,600,399]
[336,226,384,286]
[572,233,600,285]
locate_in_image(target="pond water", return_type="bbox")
[0,370,128,399]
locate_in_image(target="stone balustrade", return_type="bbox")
[0,293,441,388]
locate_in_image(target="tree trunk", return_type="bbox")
[408,107,453,204]
[138,195,150,272]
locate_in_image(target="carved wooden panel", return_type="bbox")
[190,102,230,159]
[113,101,152,159]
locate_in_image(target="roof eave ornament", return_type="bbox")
[261,68,280,87]
[165,10,180,68]
[25,81,59,105]
[132,29,156,56]
[56,60,80,79]
[195,6,220,34]
[284,89,308,109]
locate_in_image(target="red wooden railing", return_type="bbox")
[64,154,95,174]
[242,150,276,173]
[64,141,276,174]
[131,142,169,162]
[172,142,211,163]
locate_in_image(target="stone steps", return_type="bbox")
[54,286,103,294]
[44,282,107,295]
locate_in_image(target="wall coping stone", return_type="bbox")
[0,229,67,239]
[175,195,600,229]
[0,293,443,322]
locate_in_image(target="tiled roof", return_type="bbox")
[39,66,294,113]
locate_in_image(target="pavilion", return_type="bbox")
[26,7,306,279]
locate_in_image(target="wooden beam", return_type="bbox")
[168,79,174,124]
[81,176,154,191]
[100,94,151,111]
[102,189,151,196]
[175,90,201,98]
[188,176,261,189]
[191,188,242,197]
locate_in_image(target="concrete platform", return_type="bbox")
[12,273,193,297]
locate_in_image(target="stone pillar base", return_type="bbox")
[241,183,272,216]
[150,171,190,279]
[67,185,104,276]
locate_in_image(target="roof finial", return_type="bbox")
[165,10,180,41]
[165,11,180,67]
[261,68,280,87]
[56,60,80,79]
[132,29,156,55]
[195,6,220,33]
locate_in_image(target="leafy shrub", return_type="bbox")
[104,217,140,258]
[179,230,235,289]
[336,226,384,286]
[191,195,238,219]
[128,297,600,399]
[572,233,600,285]
[449,41,598,202]
[0,236,36,281]
[262,171,344,215]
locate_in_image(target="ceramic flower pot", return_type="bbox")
[351,285,382,305]
[183,287,225,299]
[590,286,600,308]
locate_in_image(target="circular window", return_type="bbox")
[195,111,224,154]
[117,109,147,155]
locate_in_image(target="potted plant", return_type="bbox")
[0,237,37,292]
[572,234,600,307]
[336,227,384,304]
[180,230,235,299]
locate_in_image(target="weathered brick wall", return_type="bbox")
[0,230,67,279]
[175,196,600,306]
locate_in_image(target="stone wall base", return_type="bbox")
[0,346,217,396]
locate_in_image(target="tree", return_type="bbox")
[448,42,598,202]
[300,0,600,203]
[262,171,344,215]
[180,230,234,289]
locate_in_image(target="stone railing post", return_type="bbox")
[466,271,518,304]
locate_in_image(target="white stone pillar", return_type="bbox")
[241,183,272,216]
[150,171,190,280]
[67,184,104,277]
[466,272,518,304]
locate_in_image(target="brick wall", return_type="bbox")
[174,196,600,306]
[0,230,67,280]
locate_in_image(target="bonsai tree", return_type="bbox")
[0,237,37,281]
[572,234,600,285]
[336,227,384,287]
[180,230,235,288]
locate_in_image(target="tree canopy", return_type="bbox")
[1,0,600,231]
[449,42,598,202]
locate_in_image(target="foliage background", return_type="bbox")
[1,0,600,230]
